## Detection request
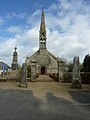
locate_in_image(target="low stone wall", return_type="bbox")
[0,77,20,82]
[63,72,72,83]
[63,72,90,84]
[0,72,90,84]
[81,72,90,84]
[49,74,58,81]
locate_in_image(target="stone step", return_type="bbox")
[36,75,55,82]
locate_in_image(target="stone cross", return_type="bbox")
[14,47,17,52]
[72,56,82,88]
[19,63,27,88]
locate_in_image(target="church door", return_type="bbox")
[41,66,46,74]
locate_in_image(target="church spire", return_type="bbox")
[40,10,46,31]
[39,10,47,50]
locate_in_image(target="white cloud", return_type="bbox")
[26,9,41,27]
[0,38,17,66]
[6,26,21,33]
[0,26,39,66]
[6,12,27,19]
[46,0,90,63]
[0,17,4,26]
[0,0,90,66]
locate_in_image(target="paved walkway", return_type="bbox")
[0,82,90,101]
[0,82,90,120]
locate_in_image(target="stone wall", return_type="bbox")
[63,72,90,84]
[26,50,60,75]
[81,72,90,84]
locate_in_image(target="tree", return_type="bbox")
[83,54,90,72]
[27,65,31,78]
[80,64,84,72]
[67,63,73,72]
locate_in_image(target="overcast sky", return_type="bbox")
[0,0,90,66]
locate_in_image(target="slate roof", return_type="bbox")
[0,61,11,69]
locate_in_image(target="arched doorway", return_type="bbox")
[41,66,46,74]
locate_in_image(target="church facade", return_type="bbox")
[26,10,64,81]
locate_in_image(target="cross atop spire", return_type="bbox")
[14,47,17,52]
[40,10,46,30]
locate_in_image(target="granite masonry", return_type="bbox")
[72,56,82,88]
[19,63,27,87]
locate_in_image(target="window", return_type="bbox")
[42,32,44,35]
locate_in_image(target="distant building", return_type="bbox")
[0,61,11,74]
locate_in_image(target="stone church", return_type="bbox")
[26,10,64,81]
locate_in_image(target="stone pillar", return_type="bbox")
[31,61,37,82]
[19,63,27,88]
[57,58,64,82]
[72,56,82,88]
[11,47,18,70]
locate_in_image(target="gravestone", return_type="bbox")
[19,63,27,87]
[72,56,82,88]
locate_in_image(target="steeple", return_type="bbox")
[40,10,46,30]
[39,10,47,50]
